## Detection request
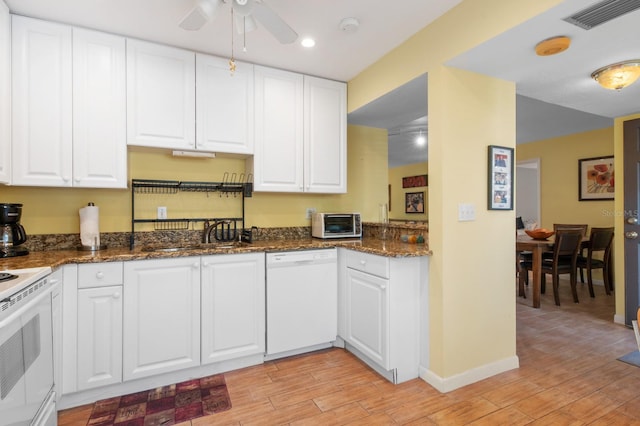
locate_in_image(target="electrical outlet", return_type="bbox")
[157,206,167,220]
[306,207,316,219]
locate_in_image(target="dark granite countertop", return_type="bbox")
[0,238,431,270]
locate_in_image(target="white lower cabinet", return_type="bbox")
[339,249,425,384]
[201,253,265,364]
[123,257,201,381]
[77,285,123,390]
[345,267,389,368]
[76,262,123,391]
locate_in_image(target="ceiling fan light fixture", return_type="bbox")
[591,60,640,90]
[232,0,255,17]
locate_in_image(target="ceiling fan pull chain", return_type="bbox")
[229,6,236,75]
[243,17,247,52]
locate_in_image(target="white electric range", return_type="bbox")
[0,266,57,426]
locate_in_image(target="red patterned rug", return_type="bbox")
[86,374,232,425]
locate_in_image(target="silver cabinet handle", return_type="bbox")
[625,231,638,239]
[96,271,104,279]
[627,217,638,225]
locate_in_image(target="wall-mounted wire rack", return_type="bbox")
[130,178,252,249]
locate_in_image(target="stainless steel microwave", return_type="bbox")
[311,213,362,239]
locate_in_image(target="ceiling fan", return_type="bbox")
[179,0,298,44]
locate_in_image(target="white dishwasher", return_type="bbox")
[266,248,337,358]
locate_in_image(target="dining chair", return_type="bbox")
[519,229,583,306]
[576,227,614,297]
[519,223,587,273]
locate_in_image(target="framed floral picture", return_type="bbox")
[578,156,614,200]
[487,145,513,210]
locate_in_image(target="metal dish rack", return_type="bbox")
[130,178,252,249]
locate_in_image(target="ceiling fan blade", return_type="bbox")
[179,0,221,31]
[252,2,298,44]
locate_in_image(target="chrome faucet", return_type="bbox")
[203,220,217,243]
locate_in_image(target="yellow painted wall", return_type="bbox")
[389,162,428,221]
[0,129,387,234]
[516,127,615,230]
[347,0,564,388]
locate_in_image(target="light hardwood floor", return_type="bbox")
[59,278,640,425]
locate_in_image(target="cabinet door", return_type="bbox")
[252,65,303,192]
[77,286,123,390]
[0,2,9,184]
[201,253,265,364]
[72,28,127,188]
[196,54,254,154]
[12,16,72,186]
[345,268,389,369]
[126,39,195,150]
[304,76,347,193]
[123,257,200,381]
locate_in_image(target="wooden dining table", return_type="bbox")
[516,235,553,308]
[516,234,591,308]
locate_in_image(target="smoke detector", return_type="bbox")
[339,17,359,33]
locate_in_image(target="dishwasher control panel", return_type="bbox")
[266,249,337,265]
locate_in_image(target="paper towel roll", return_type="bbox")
[79,204,100,247]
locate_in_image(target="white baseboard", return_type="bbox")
[614,313,626,325]
[419,356,519,393]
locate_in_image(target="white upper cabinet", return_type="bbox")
[126,39,196,150]
[251,66,346,193]
[11,16,72,186]
[196,54,254,154]
[252,65,304,192]
[11,17,127,188]
[0,2,9,184]
[304,76,347,193]
[72,28,127,188]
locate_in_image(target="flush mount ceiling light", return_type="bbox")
[591,60,640,90]
[534,36,571,56]
[415,130,426,146]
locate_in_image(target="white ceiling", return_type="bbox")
[5,0,639,167]
[4,0,462,82]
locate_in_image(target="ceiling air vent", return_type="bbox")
[564,0,640,29]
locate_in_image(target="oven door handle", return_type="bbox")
[0,284,53,329]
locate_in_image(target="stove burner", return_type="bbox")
[0,272,18,282]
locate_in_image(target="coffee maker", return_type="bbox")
[0,203,29,257]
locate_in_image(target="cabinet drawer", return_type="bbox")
[345,250,389,279]
[78,262,123,288]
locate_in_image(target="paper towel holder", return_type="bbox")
[78,202,107,251]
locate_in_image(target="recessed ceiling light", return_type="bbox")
[301,37,316,48]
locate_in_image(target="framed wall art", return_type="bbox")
[487,145,514,210]
[405,191,425,213]
[402,174,428,188]
[578,156,614,201]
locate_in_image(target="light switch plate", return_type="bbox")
[458,203,475,221]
